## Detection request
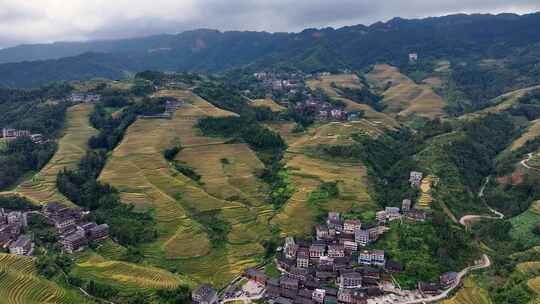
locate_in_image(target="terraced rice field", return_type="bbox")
[95,240,127,260]
[13,104,97,205]
[461,85,540,120]
[509,119,540,151]
[441,276,492,304]
[366,64,446,119]
[249,98,286,112]
[73,253,183,291]
[176,143,268,206]
[269,120,375,237]
[0,253,91,304]
[306,75,398,129]
[517,261,540,274]
[416,175,439,209]
[529,277,540,297]
[510,201,540,248]
[100,90,271,287]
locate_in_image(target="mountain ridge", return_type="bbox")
[1,12,540,87]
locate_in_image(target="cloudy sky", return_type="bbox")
[0,0,539,48]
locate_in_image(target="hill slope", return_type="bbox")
[11,103,97,205]
[99,90,273,287]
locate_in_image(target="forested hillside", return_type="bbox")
[1,13,540,90]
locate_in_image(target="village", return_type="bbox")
[251,71,362,122]
[188,171,477,304]
[0,202,109,257]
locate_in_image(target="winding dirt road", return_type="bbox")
[521,153,540,171]
[459,177,504,226]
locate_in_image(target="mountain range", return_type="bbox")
[1,12,540,87]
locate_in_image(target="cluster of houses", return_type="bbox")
[69,93,102,103]
[1,128,47,144]
[409,171,423,188]
[0,203,109,256]
[258,211,400,304]
[43,203,109,253]
[253,72,303,92]
[138,99,184,119]
[191,169,459,304]
[293,98,360,122]
[0,209,34,256]
[375,200,427,224]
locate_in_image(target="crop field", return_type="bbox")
[416,175,439,210]
[365,64,446,119]
[73,253,183,292]
[13,103,97,205]
[249,98,286,112]
[95,240,127,260]
[510,201,540,248]
[0,253,92,304]
[509,119,540,151]
[529,277,540,297]
[100,90,271,287]
[441,276,492,304]
[306,75,399,129]
[265,115,377,237]
[461,85,540,120]
[176,143,268,206]
[517,261,540,274]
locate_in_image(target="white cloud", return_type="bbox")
[0,0,539,47]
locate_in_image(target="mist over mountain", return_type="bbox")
[1,12,540,87]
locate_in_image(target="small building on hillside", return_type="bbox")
[418,282,439,295]
[440,272,458,288]
[402,199,412,212]
[384,207,401,221]
[409,171,423,188]
[312,288,326,303]
[59,232,87,253]
[338,272,362,289]
[245,268,267,284]
[285,237,298,260]
[327,244,345,258]
[343,220,361,234]
[192,284,218,304]
[297,248,310,268]
[405,209,427,222]
[310,244,326,258]
[8,235,34,256]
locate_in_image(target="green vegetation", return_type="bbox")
[172,161,202,183]
[155,285,192,304]
[336,86,385,111]
[0,138,57,190]
[164,145,182,161]
[196,116,286,155]
[307,181,340,222]
[0,84,71,135]
[378,216,476,289]
[0,194,40,210]
[509,201,540,248]
[196,211,232,248]
[57,151,157,246]
[89,97,166,150]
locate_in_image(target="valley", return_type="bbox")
[0,36,539,304]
